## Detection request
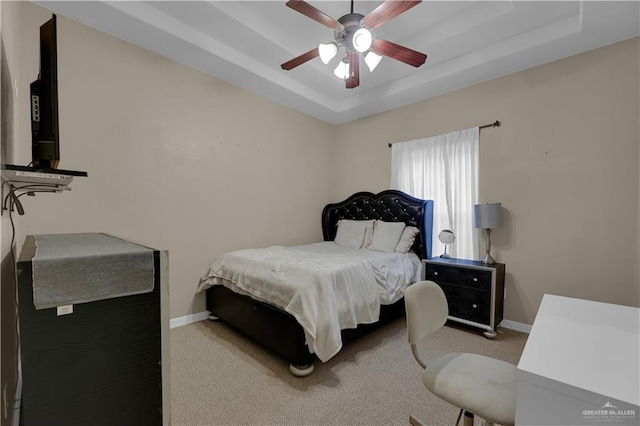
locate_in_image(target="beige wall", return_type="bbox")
[12,2,336,321]
[334,37,640,325]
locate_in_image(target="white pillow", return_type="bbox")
[395,226,420,253]
[334,219,375,249]
[368,221,406,252]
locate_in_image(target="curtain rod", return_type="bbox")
[387,120,501,148]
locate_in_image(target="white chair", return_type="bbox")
[405,281,517,426]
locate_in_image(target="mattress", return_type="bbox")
[198,242,421,362]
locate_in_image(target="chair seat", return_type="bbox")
[423,352,517,425]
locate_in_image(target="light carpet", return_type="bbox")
[170,317,527,426]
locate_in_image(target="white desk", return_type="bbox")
[516,294,639,425]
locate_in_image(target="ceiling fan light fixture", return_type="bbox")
[352,27,372,53]
[318,42,338,64]
[364,51,383,72]
[334,59,350,80]
[281,0,428,89]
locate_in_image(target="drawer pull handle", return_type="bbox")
[472,304,478,308]
[433,272,438,276]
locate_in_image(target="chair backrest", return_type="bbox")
[405,281,449,367]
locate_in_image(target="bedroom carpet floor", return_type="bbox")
[170,316,527,426]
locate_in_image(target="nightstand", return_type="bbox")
[422,258,505,338]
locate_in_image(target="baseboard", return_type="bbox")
[499,319,532,334]
[170,312,534,333]
[169,311,210,329]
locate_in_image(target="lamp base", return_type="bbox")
[481,228,497,264]
[481,252,496,264]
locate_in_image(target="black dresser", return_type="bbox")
[17,234,169,426]
[423,258,505,338]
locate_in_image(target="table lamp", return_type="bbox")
[474,203,502,264]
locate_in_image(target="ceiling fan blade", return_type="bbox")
[371,38,427,67]
[346,51,360,89]
[281,48,320,70]
[361,0,422,30]
[286,0,342,30]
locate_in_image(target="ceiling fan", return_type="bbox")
[281,0,427,89]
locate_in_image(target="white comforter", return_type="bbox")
[198,242,421,362]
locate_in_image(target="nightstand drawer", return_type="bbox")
[438,282,491,325]
[423,258,505,337]
[424,263,492,291]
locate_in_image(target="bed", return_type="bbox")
[198,190,434,376]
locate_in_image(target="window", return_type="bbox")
[390,127,479,260]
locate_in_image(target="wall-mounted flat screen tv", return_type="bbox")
[3,14,86,178]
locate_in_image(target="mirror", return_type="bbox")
[438,229,455,258]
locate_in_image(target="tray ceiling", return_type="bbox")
[36,1,640,124]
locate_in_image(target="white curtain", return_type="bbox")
[391,128,479,260]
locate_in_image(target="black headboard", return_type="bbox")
[321,190,434,259]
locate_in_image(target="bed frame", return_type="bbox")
[206,190,434,375]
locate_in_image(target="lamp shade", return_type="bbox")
[364,51,383,72]
[473,203,502,229]
[334,59,350,80]
[352,28,372,53]
[318,42,338,64]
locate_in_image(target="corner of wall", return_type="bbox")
[0,1,22,425]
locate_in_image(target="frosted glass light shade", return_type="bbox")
[364,51,383,72]
[352,28,372,53]
[318,42,338,64]
[473,203,502,229]
[334,60,350,80]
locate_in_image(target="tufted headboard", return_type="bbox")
[321,190,434,259]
